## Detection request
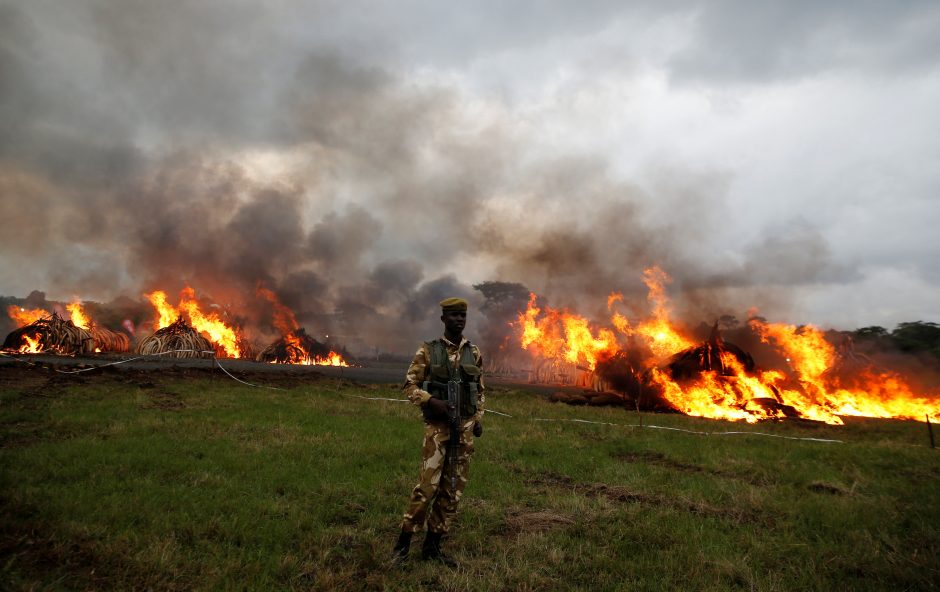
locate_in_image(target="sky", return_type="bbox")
[1,0,939,352]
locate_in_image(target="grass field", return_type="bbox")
[1,363,938,591]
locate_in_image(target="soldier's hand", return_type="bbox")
[473,422,483,437]
[425,398,449,421]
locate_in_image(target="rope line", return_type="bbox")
[534,417,708,435]
[532,417,843,443]
[2,349,285,391]
[50,350,217,373]
[341,394,409,403]
[213,357,285,391]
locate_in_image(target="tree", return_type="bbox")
[472,282,530,315]
[854,326,889,340]
[891,321,940,358]
[717,314,739,330]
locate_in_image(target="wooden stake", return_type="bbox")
[927,414,936,449]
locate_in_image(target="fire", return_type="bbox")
[257,285,350,367]
[264,331,349,366]
[266,352,349,366]
[281,331,311,365]
[18,333,42,354]
[752,319,938,423]
[144,287,241,358]
[621,267,694,358]
[316,351,349,366]
[518,293,618,370]
[519,267,692,371]
[66,301,91,329]
[7,305,48,327]
[178,287,241,358]
[145,291,179,330]
[517,267,939,425]
[257,285,299,334]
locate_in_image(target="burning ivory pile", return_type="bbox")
[84,324,130,353]
[2,312,95,355]
[256,327,350,366]
[136,318,214,359]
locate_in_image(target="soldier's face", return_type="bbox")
[441,310,467,335]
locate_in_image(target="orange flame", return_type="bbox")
[621,267,694,358]
[66,301,91,329]
[178,288,240,358]
[518,293,618,370]
[267,331,350,366]
[752,319,938,423]
[7,305,47,327]
[282,331,310,365]
[18,333,42,353]
[257,285,299,334]
[316,351,349,366]
[145,291,178,330]
[648,350,799,423]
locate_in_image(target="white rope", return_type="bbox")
[534,417,707,435]
[3,349,287,391]
[50,350,217,373]
[715,431,843,443]
[532,417,843,443]
[341,394,408,402]
[213,357,285,391]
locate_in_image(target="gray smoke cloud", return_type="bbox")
[1,0,938,356]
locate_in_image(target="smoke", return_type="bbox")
[0,1,895,357]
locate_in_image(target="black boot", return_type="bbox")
[421,532,458,567]
[390,530,412,566]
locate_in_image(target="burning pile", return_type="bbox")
[517,267,940,425]
[255,286,350,366]
[143,288,245,358]
[2,310,94,355]
[136,318,214,358]
[255,327,349,366]
[66,302,130,353]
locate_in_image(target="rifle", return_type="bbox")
[446,379,462,489]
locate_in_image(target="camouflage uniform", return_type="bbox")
[400,336,485,534]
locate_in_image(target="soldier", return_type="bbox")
[390,297,485,567]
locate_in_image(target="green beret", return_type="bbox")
[439,297,468,311]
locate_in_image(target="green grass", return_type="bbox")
[1,366,938,591]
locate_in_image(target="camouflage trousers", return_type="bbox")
[400,418,476,534]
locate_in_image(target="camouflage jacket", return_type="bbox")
[403,336,485,422]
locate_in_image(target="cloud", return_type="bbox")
[669,0,940,83]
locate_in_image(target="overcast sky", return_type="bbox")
[1,0,938,348]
